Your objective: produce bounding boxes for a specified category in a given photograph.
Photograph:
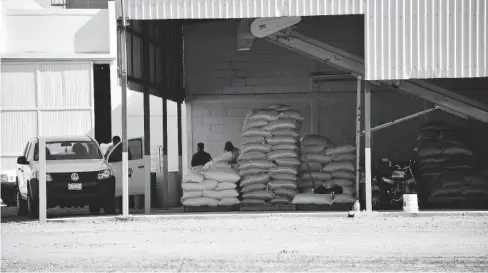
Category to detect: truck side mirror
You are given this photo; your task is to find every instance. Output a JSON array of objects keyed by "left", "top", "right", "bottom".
[{"left": 17, "top": 156, "right": 28, "bottom": 165}]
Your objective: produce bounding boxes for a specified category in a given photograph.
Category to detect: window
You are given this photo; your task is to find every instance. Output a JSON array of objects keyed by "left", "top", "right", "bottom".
[
  {"left": 34, "top": 141, "right": 102, "bottom": 161},
  {"left": 128, "top": 139, "right": 143, "bottom": 160}
]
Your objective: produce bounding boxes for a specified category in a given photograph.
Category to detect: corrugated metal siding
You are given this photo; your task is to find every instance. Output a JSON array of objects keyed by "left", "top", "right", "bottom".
[
  {"left": 0, "top": 62, "right": 94, "bottom": 172},
  {"left": 366, "top": 0, "right": 488, "bottom": 80},
  {"left": 120, "top": 0, "right": 364, "bottom": 20},
  {"left": 38, "top": 63, "right": 93, "bottom": 108}
]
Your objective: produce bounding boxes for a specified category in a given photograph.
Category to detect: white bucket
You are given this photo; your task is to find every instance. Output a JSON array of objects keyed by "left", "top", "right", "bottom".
[{"left": 403, "top": 194, "right": 419, "bottom": 213}]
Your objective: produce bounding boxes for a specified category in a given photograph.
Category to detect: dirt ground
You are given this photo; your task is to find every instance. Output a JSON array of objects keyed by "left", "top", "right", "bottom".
[{"left": 2, "top": 213, "right": 488, "bottom": 272}]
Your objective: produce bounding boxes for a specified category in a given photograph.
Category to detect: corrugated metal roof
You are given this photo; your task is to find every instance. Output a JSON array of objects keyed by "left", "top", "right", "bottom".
[
  {"left": 118, "top": 0, "right": 365, "bottom": 20},
  {"left": 365, "top": 0, "right": 488, "bottom": 81}
]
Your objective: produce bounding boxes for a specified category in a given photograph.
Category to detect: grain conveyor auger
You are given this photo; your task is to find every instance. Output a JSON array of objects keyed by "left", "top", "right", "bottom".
[{"left": 237, "top": 17, "right": 488, "bottom": 124}]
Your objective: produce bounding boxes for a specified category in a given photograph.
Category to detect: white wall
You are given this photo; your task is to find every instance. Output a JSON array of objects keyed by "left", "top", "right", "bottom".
[{"left": 4, "top": 9, "right": 110, "bottom": 55}]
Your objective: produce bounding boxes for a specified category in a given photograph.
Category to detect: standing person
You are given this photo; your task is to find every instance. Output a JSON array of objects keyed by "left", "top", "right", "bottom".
[
  {"left": 224, "top": 141, "right": 240, "bottom": 164},
  {"left": 191, "top": 143, "right": 212, "bottom": 167},
  {"left": 105, "top": 136, "right": 121, "bottom": 158}
]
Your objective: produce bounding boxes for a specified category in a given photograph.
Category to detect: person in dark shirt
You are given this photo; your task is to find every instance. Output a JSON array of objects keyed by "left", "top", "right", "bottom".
[{"left": 191, "top": 143, "right": 212, "bottom": 167}]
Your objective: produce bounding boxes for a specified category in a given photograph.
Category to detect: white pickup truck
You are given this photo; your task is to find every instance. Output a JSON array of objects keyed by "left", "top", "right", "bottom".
[{"left": 16, "top": 136, "right": 146, "bottom": 218}]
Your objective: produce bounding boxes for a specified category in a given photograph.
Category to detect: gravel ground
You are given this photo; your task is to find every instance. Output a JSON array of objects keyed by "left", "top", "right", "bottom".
[{"left": 2, "top": 214, "right": 488, "bottom": 272}]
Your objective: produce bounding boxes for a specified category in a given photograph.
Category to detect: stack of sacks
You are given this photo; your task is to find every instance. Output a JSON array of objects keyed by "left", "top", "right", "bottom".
[
  {"left": 415, "top": 121, "right": 488, "bottom": 205},
  {"left": 296, "top": 134, "right": 357, "bottom": 205},
  {"left": 181, "top": 164, "right": 241, "bottom": 207},
  {"left": 238, "top": 104, "right": 303, "bottom": 205}
]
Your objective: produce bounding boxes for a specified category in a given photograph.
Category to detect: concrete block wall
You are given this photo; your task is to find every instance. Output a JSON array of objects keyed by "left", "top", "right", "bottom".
[{"left": 184, "top": 16, "right": 488, "bottom": 165}]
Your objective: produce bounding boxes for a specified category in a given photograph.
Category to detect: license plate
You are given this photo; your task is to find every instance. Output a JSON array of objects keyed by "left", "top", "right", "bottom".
[{"left": 68, "top": 183, "right": 82, "bottom": 191}]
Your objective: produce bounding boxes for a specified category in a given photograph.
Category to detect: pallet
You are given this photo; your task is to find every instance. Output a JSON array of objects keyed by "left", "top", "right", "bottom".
[
  {"left": 295, "top": 203, "right": 353, "bottom": 211},
  {"left": 240, "top": 204, "right": 296, "bottom": 212},
  {"left": 183, "top": 205, "right": 240, "bottom": 213}
]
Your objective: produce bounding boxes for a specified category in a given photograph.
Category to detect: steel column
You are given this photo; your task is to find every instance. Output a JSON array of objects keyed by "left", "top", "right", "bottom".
[
  {"left": 162, "top": 97, "right": 168, "bottom": 208},
  {"left": 355, "top": 76, "right": 362, "bottom": 201},
  {"left": 39, "top": 138, "right": 47, "bottom": 223},
  {"left": 364, "top": 83, "right": 372, "bottom": 212},
  {"left": 142, "top": 21, "right": 151, "bottom": 214}
]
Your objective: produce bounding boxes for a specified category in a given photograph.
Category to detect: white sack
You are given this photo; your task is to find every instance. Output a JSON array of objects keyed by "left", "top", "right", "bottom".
[
  {"left": 298, "top": 180, "right": 325, "bottom": 188},
  {"left": 268, "top": 180, "right": 297, "bottom": 190},
  {"left": 182, "top": 169, "right": 204, "bottom": 183},
  {"left": 263, "top": 119, "right": 298, "bottom": 131},
  {"left": 268, "top": 150, "right": 299, "bottom": 160},
  {"left": 331, "top": 154, "right": 356, "bottom": 162},
  {"left": 247, "top": 109, "right": 280, "bottom": 121},
  {"left": 301, "top": 145, "right": 327, "bottom": 154},
  {"left": 269, "top": 197, "right": 292, "bottom": 205},
  {"left": 301, "top": 135, "right": 330, "bottom": 146},
  {"left": 239, "top": 160, "right": 275, "bottom": 170},
  {"left": 333, "top": 194, "right": 356, "bottom": 204},
  {"left": 322, "top": 162, "right": 355, "bottom": 173},
  {"left": 215, "top": 182, "right": 237, "bottom": 191},
  {"left": 211, "top": 162, "right": 232, "bottom": 170},
  {"left": 272, "top": 144, "right": 299, "bottom": 151},
  {"left": 241, "top": 144, "right": 272, "bottom": 154},
  {"left": 272, "top": 129, "right": 300, "bottom": 138},
  {"left": 273, "top": 188, "right": 298, "bottom": 199},
  {"left": 242, "top": 120, "right": 268, "bottom": 131},
  {"left": 181, "top": 180, "right": 219, "bottom": 191},
  {"left": 443, "top": 146, "right": 473, "bottom": 156},
  {"left": 325, "top": 145, "right": 356, "bottom": 156},
  {"left": 271, "top": 173, "right": 299, "bottom": 181},
  {"left": 242, "top": 191, "right": 275, "bottom": 201},
  {"left": 266, "top": 136, "right": 297, "bottom": 145},
  {"left": 242, "top": 128, "right": 272, "bottom": 137},
  {"left": 238, "top": 151, "right": 267, "bottom": 161},
  {"left": 241, "top": 199, "right": 266, "bottom": 205},
  {"left": 301, "top": 154, "right": 332, "bottom": 164},
  {"left": 212, "top": 152, "right": 233, "bottom": 164},
  {"left": 182, "top": 197, "right": 219, "bottom": 207},
  {"left": 181, "top": 191, "right": 203, "bottom": 201},
  {"left": 241, "top": 136, "right": 265, "bottom": 145},
  {"left": 279, "top": 109, "right": 304, "bottom": 121},
  {"left": 342, "top": 186, "right": 356, "bottom": 195},
  {"left": 292, "top": 194, "right": 333, "bottom": 205},
  {"left": 332, "top": 171, "right": 356, "bottom": 180},
  {"left": 239, "top": 168, "right": 267, "bottom": 177},
  {"left": 240, "top": 173, "right": 271, "bottom": 187},
  {"left": 324, "top": 179, "right": 354, "bottom": 187},
  {"left": 269, "top": 166, "right": 298, "bottom": 176},
  {"left": 269, "top": 104, "right": 292, "bottom": 111},
  {"left": 302, "top": 172, "right": 332, "bottom": 181},
  {"left": 218, "top": 197, "right": 240, "bottom": 206},
  {"left": 241, "top": 183, "right": 267, "bottom": 193},
  {"left": 203, "top": 170, "right": 241, "bottom": 183},
  {"left": 203, "top": 189, "right": 239, "bottom": 200},
  {"left": 300, "top": 162, "right": 323, "bottom": 172},
  {"left": 274, "top": 158, "right": 301, "bottom": 167}
]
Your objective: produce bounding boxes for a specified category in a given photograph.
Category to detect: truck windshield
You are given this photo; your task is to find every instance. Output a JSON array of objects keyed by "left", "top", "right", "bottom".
[{"left": 34, "top": 141, "right": 103, "bottom": 160}]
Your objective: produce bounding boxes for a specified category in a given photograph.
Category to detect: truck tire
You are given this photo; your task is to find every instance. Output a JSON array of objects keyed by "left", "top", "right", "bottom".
[
  {"left": 27, "top": 189, "right": 39, "bottom": 219},
  {"left": 16, "top": 189, "right": 28, "bottom": 217},
  {"left": 104, "top": 195, "right": 116, "bottom": 215},
  {"left": 89, "top": 204, "right": 101, "bottom": 215}
]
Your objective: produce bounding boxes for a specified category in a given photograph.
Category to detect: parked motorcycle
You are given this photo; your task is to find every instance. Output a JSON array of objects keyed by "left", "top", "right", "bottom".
[{"left": 373, "top": 158, "right": 418, "bottom": 210}]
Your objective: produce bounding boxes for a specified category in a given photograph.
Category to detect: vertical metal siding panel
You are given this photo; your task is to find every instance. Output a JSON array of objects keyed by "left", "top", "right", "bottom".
[
  {"left": 123, "top": 0, "right": 364, "bottom": 19},
  {"left": 39, "top": 110, "right": 92, "bottom": 137},
  {"left": 367, "top": 0, "right": 488, "bottom": 80},
  {"left": 0, "top": 111, "right": 37, "bottom": 169},
  {"left": 0, "top": 64, "right": 37, "bottom": 108}
]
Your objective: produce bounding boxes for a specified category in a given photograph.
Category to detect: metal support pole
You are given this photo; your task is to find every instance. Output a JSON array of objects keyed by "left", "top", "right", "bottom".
[
  {"left": 117, "top": 13, "right": 129, "bottom": 217},
  {"left": 364, "top": 83, "right": 372, "bottom": 212},
  {"left": 142, "top": 21, "right": 151, "bottom": 214},
  {"left": 162, "top": 97, "right": 168, "bottom": 208},
  {"left": 38, "top": 138, "right": 47, "bottom": 223},
  {"left": 355, "top": 76, "right": 362, "bottom": 200},
  {"left": 177, "top": 102, "right": 183, "bottom": 181}
]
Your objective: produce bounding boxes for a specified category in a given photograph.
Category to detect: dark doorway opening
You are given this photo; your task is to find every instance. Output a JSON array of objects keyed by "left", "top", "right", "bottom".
[{"left": 93, "top": 64, "right": 112, "bottom": 144}]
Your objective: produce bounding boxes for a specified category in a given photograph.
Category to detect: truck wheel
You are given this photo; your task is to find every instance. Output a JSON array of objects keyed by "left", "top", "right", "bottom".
[
  {"left": 27, "top": 189, "right": 39, "bottom": 219},
  {"left": 16, "top": 189, "right": 28, "bottom": 216},
  {"left": 104, "top": 196, "right": 116, "bottom": 215},
  {"left": 89, "top": 204, "right": 101, "bottom": 215}
]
